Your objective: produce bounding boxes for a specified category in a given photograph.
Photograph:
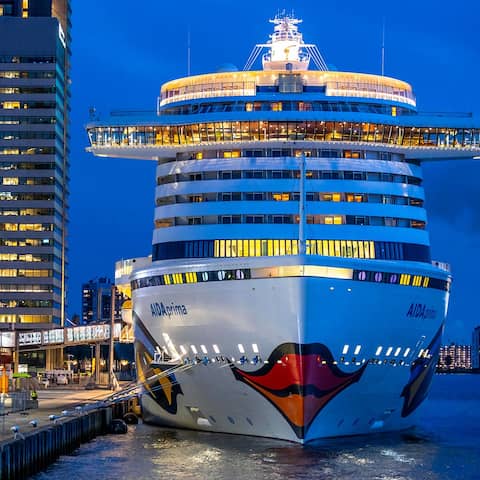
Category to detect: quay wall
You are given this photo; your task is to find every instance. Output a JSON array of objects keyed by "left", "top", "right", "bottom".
[{"left": 0, "top": 399, "right": 133, "bottom": 480}]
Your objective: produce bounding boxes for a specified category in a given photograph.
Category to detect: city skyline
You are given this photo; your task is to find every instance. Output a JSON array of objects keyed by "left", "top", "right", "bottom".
[{"left": 69, "top": 0, "right": 480, "bottom": 342}]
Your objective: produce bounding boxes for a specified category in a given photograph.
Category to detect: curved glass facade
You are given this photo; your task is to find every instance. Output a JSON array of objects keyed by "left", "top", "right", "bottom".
[
  {"left": 152, "top": 239, "right": 431, "bottom": 263},
  {"left": 88, "top": 120, "right": 480, "bottom": 149}
]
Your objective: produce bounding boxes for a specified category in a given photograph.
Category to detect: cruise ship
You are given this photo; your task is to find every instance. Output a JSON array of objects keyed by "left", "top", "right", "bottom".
[{"left": 87, "top": 14, "right": 480, "bottom": 443}]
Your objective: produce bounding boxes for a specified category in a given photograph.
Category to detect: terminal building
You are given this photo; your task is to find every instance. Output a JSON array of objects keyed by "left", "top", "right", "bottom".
[{"left": 114, "top": 256, "right": 151, "bottom": 342}]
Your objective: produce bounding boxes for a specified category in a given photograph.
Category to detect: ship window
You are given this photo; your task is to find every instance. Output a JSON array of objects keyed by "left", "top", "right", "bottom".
[
  {"left": 223, "top": 150, "right": 240, "bottom": 158},
  {"left": 238, "top": 344, "right": 245, "bottom": 354},
  {"left": 245, "top": 170, "right": 264, "bottom": 179},
  {"left": 354, "top": 345, "right": 361, "bottom": 355},
  {"left": 343, "top": 150, "right": 361, "bottom": 159},
  {"left": 385, "top": 347, "right": 393, "bottom": 356},
  {"left": 324, "top": 216, "right": 343, "bottom": 225},
  {"left": 321, "top": 193, "right": 342, "bottom": 202},
  {"left": 246, "top": 215, "right": 264, "bottom": 224},
  {"left": 394, "top": 347, "right": 402, "bottom": 357},
  {"left": 272, "top": 193, "right": 290, "bottom": 201},
  {"left": 342, "top": 345, "right": 349, "bottom": 355},
  {"left": 375, "top": 346, "right": 383, "bottom": 356},
  {"left": 213, "top": 344, "right": 220, "bottom": 354},
  {"left": 403, "top": 347, "right": 411, "bottom": 357},
  {"left": 246, "top": 192, "right": 264, "bottom": 201},
  {"left": 190, "top": 345, "right": 198, "bottom": 355},
  {"left": 409, "top": 197, "right": 423, "bottom": 207},
  {"left": 200, "top": 345, "right": 208, "bottom": 354},
  {"left": 411, "top": 220, "right": 426, "bottom": 229}
]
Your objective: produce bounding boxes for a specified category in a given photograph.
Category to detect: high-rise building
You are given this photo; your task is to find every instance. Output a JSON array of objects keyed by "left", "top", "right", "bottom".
[
  {"left": 438, "top": 344, "right": 472, "bottom": 372},
  {"left": 0, "top": 0, "right": 70, "bottom": 326},
  {"left": 81, "top": 278, "right": 124, "bottom": 325},
  {"left": 472, "top": 326, "right": 480, "bottom": 370}
]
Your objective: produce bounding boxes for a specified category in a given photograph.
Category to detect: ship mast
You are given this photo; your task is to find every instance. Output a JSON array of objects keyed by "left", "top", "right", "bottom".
[{"left": 244, "top": 11, "right": 328, "bottom": 71}]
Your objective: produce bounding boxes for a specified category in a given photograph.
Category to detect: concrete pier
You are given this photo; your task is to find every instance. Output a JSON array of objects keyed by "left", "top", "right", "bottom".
[{"left": 0, "top": 388, "right": 136, "bottom": 479}]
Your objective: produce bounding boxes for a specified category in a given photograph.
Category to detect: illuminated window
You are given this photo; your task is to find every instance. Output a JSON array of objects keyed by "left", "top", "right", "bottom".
[
  {"left": 375, "top": 346, "right": 383, "bottom": 356},
  {"left": 343, "top": 150, "right": 361, "bottom": 159},
  {"left": 22, "top": 0, "right": 29, "bottom": 17},
  {"left": 1, "top": 102, "right": 20, "bottom": 109},
  {"left": 272, "top": 193, "right": 290, "bottom": 201},
  {"left": 342, "top": 345, "right": 349, "bottom": 355},
  {"left": 271, "top": 102, "right": 282, "bottom": 112},
  {"left": 321, "top": 193, "right": 342, "bottom": 202},
  {"left": 2, "top": 177, "right": 18, "bottom": 186},
  {"left": 0, "top": 269, "right": 17, "bottom": 277},
  {"left": 324, "top": 216, "right": 343, "bottom": 225},
  {"left": 385, "top": 347, "right": 393, "bottom": 356}
]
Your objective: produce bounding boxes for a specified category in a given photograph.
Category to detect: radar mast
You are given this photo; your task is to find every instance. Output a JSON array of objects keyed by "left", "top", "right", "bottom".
[{"left": 244, "top": 11, "right": 328, "bottom": 71}]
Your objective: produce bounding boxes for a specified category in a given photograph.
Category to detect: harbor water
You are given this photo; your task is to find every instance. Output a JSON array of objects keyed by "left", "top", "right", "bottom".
[{"left": 32, "top": 375, "right": 480, "bottom": 480}]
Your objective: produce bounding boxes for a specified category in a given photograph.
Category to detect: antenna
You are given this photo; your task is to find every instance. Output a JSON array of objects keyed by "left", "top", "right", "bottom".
[
  {"left": 187, "top": 28, "right": 191, "bottom": 76},
  {"left": 381, "top": 17, "right": 385, "bottom": 76}
]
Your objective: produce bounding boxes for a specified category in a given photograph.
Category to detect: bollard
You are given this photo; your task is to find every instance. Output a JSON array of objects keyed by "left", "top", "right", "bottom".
[{"left": 0, "top": 397, "right": 141, "bottom": 479}]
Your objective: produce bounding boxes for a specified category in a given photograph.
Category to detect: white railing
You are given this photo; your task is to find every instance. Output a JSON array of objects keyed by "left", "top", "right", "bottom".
[{"left": 432, "top": 260, "right": 451, "bottom": 272}]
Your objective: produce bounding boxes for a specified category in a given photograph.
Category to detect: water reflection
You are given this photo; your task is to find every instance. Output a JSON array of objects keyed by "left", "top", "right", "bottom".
[{"left": 33, "top": 376, "right": 480, "bottom": 480}]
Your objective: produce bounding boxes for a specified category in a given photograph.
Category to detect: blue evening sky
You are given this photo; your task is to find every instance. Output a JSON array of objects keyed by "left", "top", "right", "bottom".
[{"left": 69, "top": 0, "right": 480, "bottom": 342}]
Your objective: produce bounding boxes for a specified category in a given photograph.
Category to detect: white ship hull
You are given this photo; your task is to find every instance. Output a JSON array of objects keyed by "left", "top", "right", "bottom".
[{"left": 132, "top": 256, "right": 448, "bottom": 443}]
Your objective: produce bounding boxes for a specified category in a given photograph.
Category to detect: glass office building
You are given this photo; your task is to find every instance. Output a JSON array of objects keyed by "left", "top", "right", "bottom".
[{"left": 0, "top": 0, "right": 70, "bottom": 326}]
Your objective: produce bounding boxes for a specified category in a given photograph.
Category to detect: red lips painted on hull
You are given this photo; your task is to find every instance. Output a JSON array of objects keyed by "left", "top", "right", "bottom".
[{"left": 231, "top": 343, "right": 367, "bottom": 439}]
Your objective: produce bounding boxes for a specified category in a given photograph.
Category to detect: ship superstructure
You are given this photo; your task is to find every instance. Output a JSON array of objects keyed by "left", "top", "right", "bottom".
[{"left": 87, "top": 14, "right": 479, "bottom": 443}]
